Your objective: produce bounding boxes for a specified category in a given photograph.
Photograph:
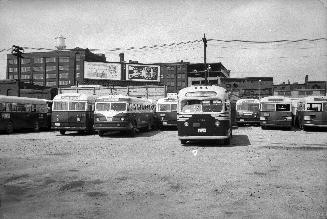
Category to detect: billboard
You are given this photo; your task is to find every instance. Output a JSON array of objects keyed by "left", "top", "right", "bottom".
[
  {"left": 84, "top": 62, "right": 121, "bottom": 80},
  {"left": 126, "top": 64, "right": 160, "bottom": 82}
]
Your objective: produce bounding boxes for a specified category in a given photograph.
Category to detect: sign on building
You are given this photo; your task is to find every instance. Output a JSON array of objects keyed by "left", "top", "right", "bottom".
[
  {"left": 84, "top": 62, "right": 121, "bottom": 80},
  {"left": 126, "top": 64, "right": 160, "bottom": 82}
]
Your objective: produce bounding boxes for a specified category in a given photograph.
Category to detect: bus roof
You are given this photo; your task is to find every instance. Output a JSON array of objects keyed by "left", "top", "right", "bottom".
[
  {"left": 157, "top": 97, "right": 178, "bottom": 104},
  {"left": 260, "top": 96, "right": 292, "bottom": 103},
  {"left": 0, "top": 95, "right": 48, "bottom": 105},
  {"left": 96, "top": 95, "right": 153, "bottom": 105},
  {"left": 302, "top": 96, "right": 327, "bottom": 103},
  {"left": 236, "top": 98, "right": 260, "bottom": 104},
  {"left": 53, "top": 93, "right": 98, "bottom": 102},
  {"left": 178, "top": 85, "right": 227, "bottom": 100}
]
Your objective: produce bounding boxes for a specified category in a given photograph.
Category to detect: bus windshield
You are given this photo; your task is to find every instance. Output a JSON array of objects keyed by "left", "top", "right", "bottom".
[
  {"left": 96, "top": 103, "right": 110, "bottom": 111},
  {"left": 261, "top": 103, "right": 275, "bottom": 111},
  {"left": 306, "top": 103, "right": 322, "bottom": 111},
  {"left": 159, "top": 104, "right": 171, "bottom": 112},
  {"left": 111, "top": 103, "right": 126, "bottom": 111},
  {"left": 53, "top": 101, "right": 68, "bottom": 111},
  {"left": 69, "top": 102, "right": 86, "bottom": 111},
  {"left": 181, "top": 99, "right": 223, "bottom": 113},
  {"left": 237, "top": 103, "right": 259, "bottom": 112}
]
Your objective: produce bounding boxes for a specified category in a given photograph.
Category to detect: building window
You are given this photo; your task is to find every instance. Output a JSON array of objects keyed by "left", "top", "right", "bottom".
[
  {"left": 177, "top": 74, "right": 182, "bottom": 78},
  {"left": 76, "top": 55, "right": 81, "bottom": 62},
  {"left": 9, "top": 68, "right": 17, "bottom": 72},
  {"left": 46, "top": 81, "right": 57, "bottom": 87},
  {"left": 21, "top": 67, "right": 31, "bottom": 72},
  {"left": 34, "top": 58, "right": 43, "bottom": 63},
  {"left": 8, "top": 74, "right": 14, "bottom": 79},
  {"left": 46, "top": 73, "right": 57, "bottom": 79},
  {"left": 76, "top": 64, "right": 80, "bottom": 71},
  {"left": 59, "top": 80, "right": 70, "bottom": 85},
  {"left": 9, "top": 59, "right": 17, "bottom": 64},
  {"left": 76, "top": 73, "right": 81, "bottom": 78},
  {"left": 33, "top": 66, "right": 44, "bottom": 72},
  {"left": 320, "top": 90, "right": 325, "bottom": 95},
  {"left": 33, "top": 74, "right": 44, "bottom": 80},
  {"left": 46, "top": 57, "right": 56, "bottom": 63},
  {"left": 306, "top": 91, "right": 313, "bottom": 95},
  {"left": 59, "top": 65, "right": 69, "bottom": 71},
  {"left": 21, "top": 74, "right": 31, "bottom": 79},
  {"left": 21, "top": 58, "right": 31, "bottom": 64},
  {"left": 46, "top": 66, "right": 56, "bottom": 72},
  {"left": 34, "top": 82, "right": 44, "bottom": 86},
  {"left": 181, "top": 74, "right": 186, "bottom": 79},
  {"left": 59, "top": 73, "right": 69, "bottom": 79},
  {"left": 181, "top": 82, "right": 186, "bottom": 87},
  {"left": 59, "top": 57, "right": 70, "bottom": 63},
  {"left": 177, "top": 81, "right": 182, "bottom": 86}
]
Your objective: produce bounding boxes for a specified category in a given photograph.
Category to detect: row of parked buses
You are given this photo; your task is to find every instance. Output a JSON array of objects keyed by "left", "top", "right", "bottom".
[{"left": 235, "top": 95, "right": 327, "bottom": 130}]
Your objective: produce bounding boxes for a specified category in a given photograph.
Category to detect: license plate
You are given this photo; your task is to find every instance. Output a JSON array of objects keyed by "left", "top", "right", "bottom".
[
  {"left": 198, "top": 128, "right": 206, "bottom": 133},
  {"left": 55, "top": 123, "right": 60, "bottom": 126},
  {"left": 163, "top": 122, "right": 167, "bottom": 125},
  {"left": 240, "top": 119, "right": 244, "bottom": 122}
]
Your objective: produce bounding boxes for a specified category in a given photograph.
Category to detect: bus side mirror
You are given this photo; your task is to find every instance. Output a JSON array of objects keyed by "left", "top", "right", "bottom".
[{"left": 225, "top": 102, "right": 230, "bottom": 111}]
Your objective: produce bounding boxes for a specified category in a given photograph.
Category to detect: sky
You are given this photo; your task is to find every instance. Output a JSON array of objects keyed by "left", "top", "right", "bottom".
[{"left": 0, "top": 0, "right": 326, "bottom": 84}]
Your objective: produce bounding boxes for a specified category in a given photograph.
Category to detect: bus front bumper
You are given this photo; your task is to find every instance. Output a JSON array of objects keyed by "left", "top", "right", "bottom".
[
  {"left": 52, "top": 126, "right": 87, "bottom": 131},
  {"left": 94, "top": 123, "right": 132, "bottom": 131},
  {"left": 179, "top": 135, "right": 229, "bottom": 140}
]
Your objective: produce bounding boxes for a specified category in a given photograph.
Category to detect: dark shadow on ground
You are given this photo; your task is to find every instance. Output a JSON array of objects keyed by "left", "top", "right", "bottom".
[
  {"left": 181, "top": 134, "right": 251, "bottom": 147},
  {"left": 158, "top": 126, "right": 178, "bottom": 131},
  {"left": 303, "top": 127, "right": 327, "bottom": 132},
  {"left": 54, "top": 131, "right": 96, "bottom": 136},
  {"left": 97, "top": 130, "right": 162, "bottom": 138}
]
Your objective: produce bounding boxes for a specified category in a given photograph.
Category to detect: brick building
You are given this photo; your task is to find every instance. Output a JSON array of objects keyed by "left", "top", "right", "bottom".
[
  {"left": 221, "top": 77, "right": 274, "bottom": 100},
  {"left": 273, "top": 75, "right": 326, "bottom": 97},
  {"left": 7, "top": 48, "right": 106, "bottom": 88}
]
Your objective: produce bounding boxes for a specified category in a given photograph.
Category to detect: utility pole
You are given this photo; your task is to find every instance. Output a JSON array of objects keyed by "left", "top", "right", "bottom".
[
  {"left": 11, "top": 45, "right": 24, "bottom": 97},
  {"left": 202, "top": 34, "right": 207, "bottom": 85}
]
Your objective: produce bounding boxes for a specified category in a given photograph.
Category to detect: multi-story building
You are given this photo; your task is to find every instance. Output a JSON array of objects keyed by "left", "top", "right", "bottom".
[
  {"left": 221, "top": 77, "right": 274, "bottom": 100},
  {"left": 7, "top": 48, "right": 106, "bottom": 88},
  {"left": 187, "top": 62, "right": 230, "bottom": 86},
  {"left": 273, "top": 75, "right": 326, "bottom": 97}
]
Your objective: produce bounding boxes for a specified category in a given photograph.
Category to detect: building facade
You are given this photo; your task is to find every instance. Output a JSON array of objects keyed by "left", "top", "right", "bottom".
[
  {"left": 273, "top": 75, "right": 326, "bottom": 97},
  {"left": 7, "top": 48, "right": 106, "bottom": 88},
  {"left": 221, "top": 77, "right": 274, "bottom": 100}
]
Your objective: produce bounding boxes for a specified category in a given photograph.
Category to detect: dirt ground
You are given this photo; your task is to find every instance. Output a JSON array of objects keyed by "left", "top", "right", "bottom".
[{"left": 0, "top": 126, "right": 326, "bottom": 218}]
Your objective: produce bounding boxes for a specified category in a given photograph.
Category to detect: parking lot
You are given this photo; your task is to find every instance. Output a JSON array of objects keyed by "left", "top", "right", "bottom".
[{"left": 0, "top": 126, "right": 326, "bottom": 218}]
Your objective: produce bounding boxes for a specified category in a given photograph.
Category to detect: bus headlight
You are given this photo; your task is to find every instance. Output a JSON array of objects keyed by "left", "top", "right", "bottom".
[
  {"left": 260, "top": 117, "right": 266, "bottom": 121},
  {"left": 120, "top": 117, "right": 125, "bottom": 121},
  {"left": 215, "top": 121, "right": 220, "bottom": 127},
  {"left": 304, "top": 116, "right": 311, "bottom": 121},
  {"left": 77, "top": 117, "right": 81, "bottom": 122},
  {"left": 284, "top": 116, "right": 292, "bottom": 120},
  {"left": 184, "top": 122, "right": 189, "bottom": 127}
]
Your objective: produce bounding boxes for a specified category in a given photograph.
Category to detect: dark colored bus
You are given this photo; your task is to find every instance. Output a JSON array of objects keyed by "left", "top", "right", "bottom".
[
  {"left": 235, "top": 98, "right": 260, "bottom": 126},
  {"left": 259, "top": 96, "right": 293, "bottom": 129},
  {"left": 177, "top": 85, "right": 232, "bottom": 145},
  {"left": 51, "top": 93, "right": 98, "bottom": 135},
  {"left": 297, "top": 96, "right": 327, "bottom": 130},
  {"left": 94, "top": 95, "right": 156, "bottom": 137},
  {"left": 0, "top": 95, "right": 50, "bottom": 134}
]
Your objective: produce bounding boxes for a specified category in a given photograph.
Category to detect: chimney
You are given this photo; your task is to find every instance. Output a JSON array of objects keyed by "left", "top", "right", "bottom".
[
  {"left": 119, "top": 53, "right": 124, "bottom": 62},
  {"left": 305, "top": 75, "right": 308, "bottom": 84}
]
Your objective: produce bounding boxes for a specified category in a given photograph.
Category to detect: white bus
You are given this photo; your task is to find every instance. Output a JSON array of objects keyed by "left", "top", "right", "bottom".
[{"left": 156, "top": 93, "right": 178, "bottom": 128}]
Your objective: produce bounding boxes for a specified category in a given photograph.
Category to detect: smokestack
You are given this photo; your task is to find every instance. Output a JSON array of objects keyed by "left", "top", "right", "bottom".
[
  {"left": 305, "top": 75, "right": 308, "bottom": 84},
  {"left": 119, "top": 53, "right": 124, "bottom": 62}
]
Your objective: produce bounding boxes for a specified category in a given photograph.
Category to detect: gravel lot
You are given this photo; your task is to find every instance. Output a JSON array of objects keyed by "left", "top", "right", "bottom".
[{"left": 0, "top": 127, "right": 326, "bottom": 218}]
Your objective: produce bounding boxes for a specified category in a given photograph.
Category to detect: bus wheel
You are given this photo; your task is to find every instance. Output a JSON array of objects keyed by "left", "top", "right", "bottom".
[
  {"left": 180, "top": 139, "right": 187, "bottom": 145},
  {"left": 98, "top": 131, "right": 104, "bottom": 137},
  {"left": 224, "top": 137, "right": 231, "bottom": 145},
  {"left": 59, "top": 130, "right": 66, "bottom": 135},
  {"left": 33, "top": 121, "right": 39, "bottom": 132},
  {"left": 6, "top": 121, "right": 14, "bottom": 134}
]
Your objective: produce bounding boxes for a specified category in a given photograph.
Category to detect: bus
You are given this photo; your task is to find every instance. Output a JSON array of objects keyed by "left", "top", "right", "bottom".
[
  {"left": 0, "top": 95, "right": 50, "bottom": 134},
  {"left": 155, "top": 93, "right": 178, "bottom": 128},
  {"left": 93, "top": 95, "right": 156, "bottom": 137},
  {"left": 51, "top": 93, "right": 98, "bottom": 135},
  {"left": 297, "top": 96, "right": 327, "bottom": 130},
  {"left": 235, "top": 98, "right": 260, "bottom": 126},
  {"left": 177, "top": 85, "right": 232, "bottom": 145},
  {"left": 259, "top": 96, "right": 293, "bottom": 129}
]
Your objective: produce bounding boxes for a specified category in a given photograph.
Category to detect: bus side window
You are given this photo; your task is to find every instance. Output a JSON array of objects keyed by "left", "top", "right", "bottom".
[{"left": 0, "top": 103, "right": 4, "bottom": 112}]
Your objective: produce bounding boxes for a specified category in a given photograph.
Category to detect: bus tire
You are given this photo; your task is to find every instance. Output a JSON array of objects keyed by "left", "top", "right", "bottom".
[
  {"left": 98, "top": 131, "right": 104, "bottom": 137},
  {"left": 33, "top": 121, "right": 39, "bottom": 132},
  {"left": 59, "top": 130, "right": 66, "bottom": 135},
  {"left": 180, "top": 139, "right": 187, "bottom": 145},
  {"left": 6, "top": 121, "right": 14, "bottom": 134}
]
